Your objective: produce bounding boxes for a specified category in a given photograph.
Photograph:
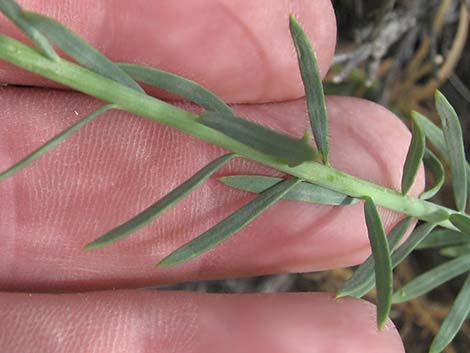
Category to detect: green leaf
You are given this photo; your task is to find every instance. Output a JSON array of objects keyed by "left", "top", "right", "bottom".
[
  {"left": 289, "top": 15, "right": 329, "bottom": 165},
  {"left": 157, "top": 178, "right": 300, "bottom": 268},
  {"left": 0, "top": 104, "right": 114, "bottom": 181},
  {"left": 392, "top": 255, "right": 470, "bottom": 303},
  {"left": 402, "top": 117, "right": 425, "bottom": 194},
  {"left": 363, "top": 197, "right": 393, "bottom": 329},
  {"left": 340, "top": 223, "right": 436, "bottom": 298},
  {"left": 22, "top": 12, "right": 144, "bottom": 93},
  {"left": 391, "top": 222, "right": 437, "bottom": 265},
  {"left": 84, "top": 154, "right": 235, "bottom": 249},
  {"left": 435, "top": 91, "right": 467, "bottom": 211},
  {"left": 449, "top": 213, "right": 470, "bottom": 236},
  {"left": 119, "top": 63, "right": 233, "bottom": 115},
  {"left": 420, "top": 149, "right": 445, "bottom": 200},
  {"left": 430, "top": 274, "right": 470, "bottom": 353},
  {"left": 200, "top": 112, "right": 320, "bottom": 167},
  {"left": 0, "top": 0, "right": 58, "bottom": 60},
  {"left": 337, "top": 217, "right": 412, "bottom": 298},
  {"left": 414, "top": 110, "right": 470, "bottom": 200},
  {"left": 416, "top": 229, "right": 469, "bottom": 250},
  {"left": 219, "top": 175, "right": 357, "bottom": 205},
  {"left": 413, "top": 111, "right": 447, "bottom": 153},
  {"left": 440, "top": 243, "right": 470, "bottom": 258}
]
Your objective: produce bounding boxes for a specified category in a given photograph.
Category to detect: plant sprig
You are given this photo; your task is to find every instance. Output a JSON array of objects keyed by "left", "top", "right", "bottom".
[{"left": 0, "top": 1, "right": 469, "bottom": 350}]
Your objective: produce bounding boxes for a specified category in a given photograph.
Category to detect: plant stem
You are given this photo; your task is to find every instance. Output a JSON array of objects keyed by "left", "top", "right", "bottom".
[{"left": 0, "top": 35, "right": 456, "bottom": 228}]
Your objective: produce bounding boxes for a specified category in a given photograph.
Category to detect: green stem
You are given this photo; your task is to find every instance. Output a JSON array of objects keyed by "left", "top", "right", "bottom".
[{"left": 0, "top": 35, "right": 456, "bottom": 229}]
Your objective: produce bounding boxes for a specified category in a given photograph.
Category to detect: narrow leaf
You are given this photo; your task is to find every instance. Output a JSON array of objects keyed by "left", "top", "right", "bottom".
[
  {"left": 391, "top": 222, "right": 437, "bottom": 265},
  {"left": 85, "top": 154, "right": 236, "bottom": 249},
  {"left": 289, "top": 15, "right": 329, "bottom": 164},
  {"left": 119, "top": 63, "right": 233, "bottom": 115},
  {"left": 449, "top": 213, "right": 470, "bottom": 236},
  {"left": 392, "top": 255, "right": 470, "bottom": 303},
  {"left": 414, "top": 110, "right": 470, "bottom": 199},
  {"left": 337, "top": 217, "right": 412, "bottom": 298},
  {"left": 413, "top": 111, "right": 447, "bottom": 153},
  {"left": 440, "top": 243, "right": 470, "bottom": 258},
  {"left": 0, "top": 104, "right": 114, "bottom": 181},
  {"left": 401, "top": 118, "right": 425, "bottom": 194},
  {"left": 420, "top": 149, "right": 445, "bottom": 200},
  {"left": 363, "top": 197, "right": 393, "bottom": 329},
  {"left": 0, "top": 0, "right": 58, "bottom": 60},
  {"left": 435, "top": 91, "right": 467, "bottom": 211},
  {"left": 416, "top": 229, "right": 469, "bottom": 250},
  {"left": 22, "top": 12, "right": 144, "bottom": 93},
  {"left": 430, "top": 274, "right": 470, "bottom": 353},
  {"left": 200, "top": 112, "right": 320, "bottom": 167},
  {"left": 341, "top": 222, "right": 436, "bottom": 299},
  {"left": 157, "top": 178, "right": 300, "bottom": 268},
  {"left": 219, "top": 175, "right": 357, "bottom": 205}
]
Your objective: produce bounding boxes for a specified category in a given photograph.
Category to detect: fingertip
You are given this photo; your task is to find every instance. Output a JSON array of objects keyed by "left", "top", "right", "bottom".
[
  {"left": 0, "top": 291, "right": 405, "bottom": 353},
  {"left": 0, "top": 0, "right": 337, "bottom": 103}
]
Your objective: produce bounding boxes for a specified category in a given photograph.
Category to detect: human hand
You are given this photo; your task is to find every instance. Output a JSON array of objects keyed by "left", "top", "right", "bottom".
[{"left": 0, "top": 1, "right": 423, "bottom": 352}]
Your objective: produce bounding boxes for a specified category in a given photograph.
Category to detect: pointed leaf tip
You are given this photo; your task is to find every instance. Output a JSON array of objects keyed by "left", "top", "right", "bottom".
[
  {"left": 401, "top": 117, "right": 425, "bottom": 195},
  {"left": 22, "top": 11, "right": 144, "bottom": 93},
  {"left": 289, "top": 14, "right": 329, "bottom": 165},
  {"left": 156, "top": 178, "right": 300, "bottom": 268},
  {"left": 200, "top": 112, "right": 319, "bottom": 167},
  {"left": 435, "top": 90, "right": 467, "bottom": 211},
  {"left": 85, "top": 154, "right": 235, "bottom": 250},
  {"left": 363, "top": 197, "right": 393, "bottom": 329},
  {"left": 0, "top": 105, "right": 115, "bottom": 181},
  {"left": 0, "top": 0, "right": 58, "bottom": 60},
  {"left": 449, "top": 213, "right": 470, "bottom": 236}
]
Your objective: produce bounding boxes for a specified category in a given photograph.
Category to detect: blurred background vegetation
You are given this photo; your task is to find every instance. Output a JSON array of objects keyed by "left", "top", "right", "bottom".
[{"left": 156, "top": 1, "right": 470, "bottom": 352}]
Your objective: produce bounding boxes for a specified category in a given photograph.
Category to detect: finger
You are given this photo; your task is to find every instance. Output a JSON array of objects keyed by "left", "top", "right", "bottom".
[
  {"left": 0, "top": 0, "right": 336, "bottom": 103},
  {"left": 0, "top": 88, "right": 424, "bottom": 291},
  {"left": 0, "top": 290, "right": 405, "bottom": 353}
]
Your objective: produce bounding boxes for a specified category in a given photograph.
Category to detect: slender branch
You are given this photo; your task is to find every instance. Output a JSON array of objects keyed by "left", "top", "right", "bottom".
[{"left": 0, "top": 34, "right": 457, "bottom": 229}]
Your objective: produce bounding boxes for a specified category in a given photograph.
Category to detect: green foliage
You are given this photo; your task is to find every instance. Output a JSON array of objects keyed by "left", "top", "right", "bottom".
[
  {"left": 0, "top": 105, "right": 115, "bottom": 181},
  {"left": 0, "top": 0, "right": 58, "bottom": 60},
  {"left": 119, "top": 63, "right": 233, "bottom": 115},
  {"left": 429, "top": 275, "right": 470, "bottom": 353},
  {"left": 435, "top": 91, "right": 467, "bottom": 211},
  {"left": 289, "top": 15, "right": 330, "bottom": 165},
  {"left": 23, "top": 11, "right": 144, "bottom": 92},
  {"left": 420, "top": 148, "right": 445, "bottom": 200},
  {"left": 85, "top": 154, "right": 236, "bottom": 250},
  {"left": 449, "top": 213, "right": 470, "bottom": 236},
  {"left": 0, "top": 2, "right": 469, "bottom": 349},
  {"left": 200, "top": 111, "right": 320, "bottom": 167},
  {"left": 392, "top": 255, "right": 470, "bottom": 303},
  {"left": 157, "top": 178, "right": 300, "bottom": 268},
  {"left": 336, "top": 217, "right": 412, "bottom": 298},
  {"left": 401, "top": 117, "right": 425, "bottom": 195},
  {"left": 363, "top": 197, "right": 393, "bottom": 329},
  {"left": 416, "top": 229, "right": 469, "bottom": 250},
  {"left": 414, "top": 106, "right": 470, "bottom": 204},
  {"left": 220, "top": 175, "right": 357, "bottom": 205}
]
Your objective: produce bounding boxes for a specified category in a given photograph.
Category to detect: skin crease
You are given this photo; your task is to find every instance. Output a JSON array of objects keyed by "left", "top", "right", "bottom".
[
  {"left": 0, "top": 0, "right": 336, "bottom": 103},
  {"left": 0, "top": 1, "right": 415, "bottom": 352},
  {"left": 0, "top": 291, "right": 405, "bottom": 353},
  {"left": 0, "top": 91, "right": 424, "bottom": 291}
]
